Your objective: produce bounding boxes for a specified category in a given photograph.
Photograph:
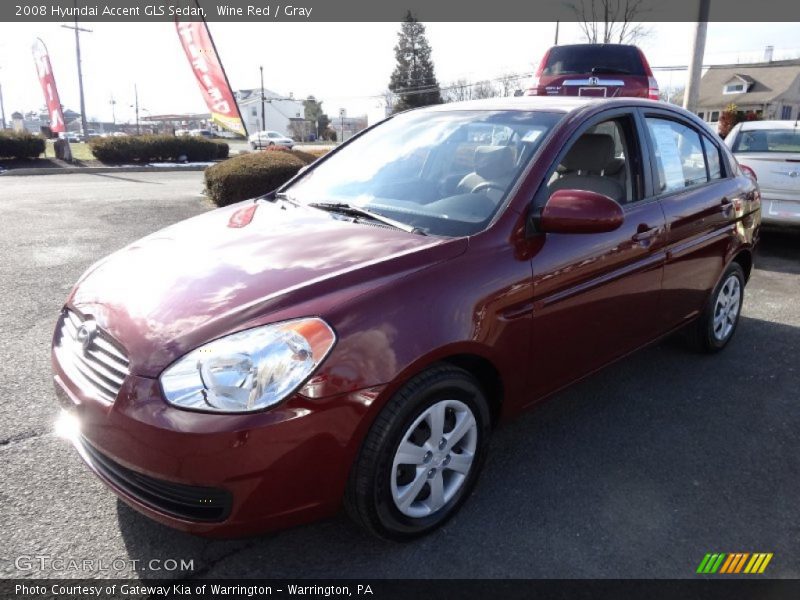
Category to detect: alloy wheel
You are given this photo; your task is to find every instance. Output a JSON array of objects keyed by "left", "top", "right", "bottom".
[
  {"left": 713, "top": 274, "right": 741, "bottom": 341},
  {"left": 390, "top": 399, "right": 477, "bottom": 518}
]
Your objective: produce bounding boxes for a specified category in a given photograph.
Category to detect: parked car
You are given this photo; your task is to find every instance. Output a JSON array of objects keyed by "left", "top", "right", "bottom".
[
  {"left": 725, "top": 120, "right": 800, "bottom": 226},
  {"left": 249, "top": 130, "right": 294, "bottom": 150},
  {"left": 52, "top": 96, "right": 759, "bottom": 540},
  {"left": 58, "top": 131, "right": 82, "bottom": 143},
  {"left": 189, "top": 129, "right": 215, "bottom": 139},
  {"left": 526, "top": 43, "right": 659, "bottom": 100},
  {"left": 85, "top": 129, "right": 101, "bottom": 140}
]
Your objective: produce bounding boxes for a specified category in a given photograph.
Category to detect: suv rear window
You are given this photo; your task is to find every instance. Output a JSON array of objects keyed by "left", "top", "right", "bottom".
[{"left": 543, "top": 45, "right": 646, "bottom": 77}]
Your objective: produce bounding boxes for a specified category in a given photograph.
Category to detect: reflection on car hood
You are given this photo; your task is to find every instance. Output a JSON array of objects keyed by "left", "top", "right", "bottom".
[{"left": 69, "top": 200, "right": 465, "bottom": 376}]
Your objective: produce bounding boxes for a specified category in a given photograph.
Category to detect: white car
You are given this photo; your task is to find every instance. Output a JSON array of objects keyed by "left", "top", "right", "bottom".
[
  {"left": 248, "top": 130, "right": 294, "bottom": 150},
  {"left": 726, "top": 120, "right": 800, "bottom": 226}
]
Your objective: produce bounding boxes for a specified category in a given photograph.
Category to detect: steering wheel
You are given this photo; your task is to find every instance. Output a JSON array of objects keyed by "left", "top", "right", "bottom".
[{"left": 471, "top": 181, "right": 506, "bottom": 194}]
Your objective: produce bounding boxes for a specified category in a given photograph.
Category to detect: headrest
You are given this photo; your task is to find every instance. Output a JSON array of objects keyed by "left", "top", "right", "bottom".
[
  {"left": 561, "top": 133, "right": 616, "bottom": 173},
  {"left": 474, "top": 146, "right": 515, "bottom": 180}
]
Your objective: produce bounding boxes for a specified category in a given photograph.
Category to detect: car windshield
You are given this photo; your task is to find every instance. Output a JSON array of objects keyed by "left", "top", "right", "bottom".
[
  {"left": 732, "top": 128, "right": 800, "bottom": 153},
  {"left": 543, "top": 45, "right": 646, "bottom": 76},
  {"left": 286, "top": 109, "right": 561, "bottom": 236}
]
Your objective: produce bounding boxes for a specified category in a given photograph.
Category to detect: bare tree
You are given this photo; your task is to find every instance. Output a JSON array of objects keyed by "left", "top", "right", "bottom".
[
  {"left": 443, "top": 79, "right": 473, "bottom": 103},
  {"left": 570, "top": 0, "right": 652, "bottom": 44},
  {"left": 497, "top": 73, "right": 523, "bottom": 97},
  {"left": 472, "top": 80, "right": 500, "bottom": 99}
]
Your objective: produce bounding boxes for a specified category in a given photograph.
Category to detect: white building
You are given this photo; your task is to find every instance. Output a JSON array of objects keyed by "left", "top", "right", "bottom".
[{"left": 236, "top": 89, "right": 304, "bottom": 137}]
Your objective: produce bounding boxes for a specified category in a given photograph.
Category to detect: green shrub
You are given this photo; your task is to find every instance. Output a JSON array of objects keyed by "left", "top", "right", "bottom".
[
  {"left": 0, "top": 131, "right": 46, "bottom": 159},
  {"left": 205, "top": 151, "right": 306, "bottom": 206},
  {"left": 88, "top": 135, "right": 227, "bottom": 163}
]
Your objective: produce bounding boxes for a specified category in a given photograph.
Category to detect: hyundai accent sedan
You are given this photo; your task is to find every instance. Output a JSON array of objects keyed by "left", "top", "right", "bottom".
[{"left": 52, "top": 96, "right": 760, "bottom": 540}]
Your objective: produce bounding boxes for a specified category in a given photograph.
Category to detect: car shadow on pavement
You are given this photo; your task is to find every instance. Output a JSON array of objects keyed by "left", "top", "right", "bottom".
[
  {"left": 756, "top": 229, "right": 800, "bottom": 275},
  {"left": 116, "top": 315, "right": 800, "bottom": 579}
]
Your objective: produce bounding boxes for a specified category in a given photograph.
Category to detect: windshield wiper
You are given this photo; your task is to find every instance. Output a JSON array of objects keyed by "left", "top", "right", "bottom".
[
  {"left": 590, "top": 66, "right": 630, "bottom": 75},
  {"left": 308, "top": 202, "right": 424, "bottom": 235}
]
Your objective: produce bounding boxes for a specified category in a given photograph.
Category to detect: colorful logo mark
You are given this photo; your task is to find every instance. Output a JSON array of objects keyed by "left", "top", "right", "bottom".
[{"left": 697, "top": 553, "right": 773, "bottom": 574}]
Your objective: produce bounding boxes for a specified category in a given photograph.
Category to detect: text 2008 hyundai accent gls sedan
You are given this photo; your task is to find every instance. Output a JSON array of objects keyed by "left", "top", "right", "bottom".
[{"left": 52, "top": 97, "right": 760, "bottom": 540}]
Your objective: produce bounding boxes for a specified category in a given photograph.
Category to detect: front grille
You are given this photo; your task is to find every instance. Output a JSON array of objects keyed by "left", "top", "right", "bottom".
[
  {"left": 80, "top": 437, "right": 232, "bottom": 522},
  {"left": 54, "top": 309, "right": 130, "bottom": 404}
]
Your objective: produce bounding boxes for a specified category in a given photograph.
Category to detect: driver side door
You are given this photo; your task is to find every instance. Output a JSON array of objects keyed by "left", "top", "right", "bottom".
[{"left": 527, "top": 110, "right": 668, "bottom": 403}]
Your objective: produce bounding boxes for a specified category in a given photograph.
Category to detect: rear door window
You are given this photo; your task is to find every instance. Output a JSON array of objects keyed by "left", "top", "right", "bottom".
[
  {"left": 645, "top": 118, "right": 709, "bottom": 193},
  {"left": 543, "top": 45, "right": 646, "bottom": 76}
]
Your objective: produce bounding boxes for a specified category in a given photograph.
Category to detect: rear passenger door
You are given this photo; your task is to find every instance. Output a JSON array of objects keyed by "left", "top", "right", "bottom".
[{"left": 639, "top": 110, "right": 739, "bottom": 328}]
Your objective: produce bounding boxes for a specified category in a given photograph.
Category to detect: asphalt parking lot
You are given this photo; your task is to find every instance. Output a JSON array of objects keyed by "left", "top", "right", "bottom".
[{"left": 0, "top": 171, "right": 798, "bottom": 579}]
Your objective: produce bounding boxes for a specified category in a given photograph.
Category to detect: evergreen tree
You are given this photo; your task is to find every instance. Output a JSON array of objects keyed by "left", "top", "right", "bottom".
[{"left": 388, "top": 12, "right": 442, "bottom": 112}]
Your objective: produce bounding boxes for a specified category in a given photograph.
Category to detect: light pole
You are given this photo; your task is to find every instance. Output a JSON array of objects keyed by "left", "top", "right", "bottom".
[
  {"left": 683, "top": 0, "right": 710, "bottom": 114},
  {"left": 259, "top": 65, "right": 266, "bottom": 132},
  {"left": 109, "top": 94, "right": 116, "bottom": 126},
  {"left": 61, "top": 5, "right": 92, "bottom": 136},
  {"left": 132, "top": 84, "right": 140, "bottom": 135}
]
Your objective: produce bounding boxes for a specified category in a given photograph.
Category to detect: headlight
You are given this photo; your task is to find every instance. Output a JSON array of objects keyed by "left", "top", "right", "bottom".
[{"left": 160, "top": 318, "right": 336, "bottom": 413}]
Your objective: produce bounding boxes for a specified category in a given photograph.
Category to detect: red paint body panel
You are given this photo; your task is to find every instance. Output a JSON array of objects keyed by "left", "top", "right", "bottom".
[{"left": 52, "top": 98, "right": 760, "bottom": 536}]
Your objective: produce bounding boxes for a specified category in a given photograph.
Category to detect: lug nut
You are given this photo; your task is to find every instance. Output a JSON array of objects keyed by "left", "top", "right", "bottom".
[
  {"left": 423, "top": 451, "right": 433, "bottom": 463},
  {"left": 428, "top": 468, "right": 436, "bottom": 479},
  {"left": 438, "top": 438, "right": 447, "bottom": 450}
]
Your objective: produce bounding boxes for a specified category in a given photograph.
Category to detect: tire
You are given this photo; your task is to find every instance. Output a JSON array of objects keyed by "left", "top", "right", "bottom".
[
  {"left": 345, "top": 365, "right": 491, "bottom": 540},
  {"left": 687, "top": 262, "right": 745, "bottom": 353},
  {"left": 250, "top": 142, "right": 257, "bottom": 150}
]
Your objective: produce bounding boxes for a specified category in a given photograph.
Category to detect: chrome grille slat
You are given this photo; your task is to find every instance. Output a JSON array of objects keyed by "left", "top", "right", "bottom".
[{"left": 56, "top": 310, "right": 130, "bottom": 404}]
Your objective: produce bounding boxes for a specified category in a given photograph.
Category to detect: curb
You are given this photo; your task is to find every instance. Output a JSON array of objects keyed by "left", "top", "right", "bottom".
[{"left": 0, "top": 165, "right": 210, "bottom": 177}]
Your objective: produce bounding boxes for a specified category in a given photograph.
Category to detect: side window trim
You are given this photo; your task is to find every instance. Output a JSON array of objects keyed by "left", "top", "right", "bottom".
[
  {"left": 531, "top": 107, "right": 646, "bottom": 210},
  {"left": 637, "top": 109, "right": 719, "bottom": 199}
]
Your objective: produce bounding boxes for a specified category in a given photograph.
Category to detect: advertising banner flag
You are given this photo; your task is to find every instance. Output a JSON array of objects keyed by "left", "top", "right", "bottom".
[
  {"left": 32, "top": 38, "right": 67, "bottom": 133},
  {"left": 175, "top": 19, "right": 247, "bottom": 137}
]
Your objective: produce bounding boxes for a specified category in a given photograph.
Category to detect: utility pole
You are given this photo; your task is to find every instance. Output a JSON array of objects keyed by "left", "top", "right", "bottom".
[
  {"left": 109, "top": 94, "right": 116, "bottom": 126},
  {"left": 554, "top": 21, "right": 560, "bottom": 45},
  {"left": 61, "top": 5, "right": 92, "bottom": 136},
  {"left": 683, "top": 0, "right": 710, "bottom": 114},
  {"left": 0, "top": 82, "right": 6, "bottom": 130},
  {"left": 259, "top": 65, "right": 266, "bottom": 132}
]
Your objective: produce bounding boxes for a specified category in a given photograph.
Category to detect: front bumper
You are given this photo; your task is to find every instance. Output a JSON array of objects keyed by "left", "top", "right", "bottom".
[{"left": 52, "top": 350, "right": 385, "bottom": 537}]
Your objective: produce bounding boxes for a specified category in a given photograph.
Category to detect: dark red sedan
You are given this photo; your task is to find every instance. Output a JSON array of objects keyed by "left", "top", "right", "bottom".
[{"left": 52, "top": 97, "right": 760, "bottom": 540}]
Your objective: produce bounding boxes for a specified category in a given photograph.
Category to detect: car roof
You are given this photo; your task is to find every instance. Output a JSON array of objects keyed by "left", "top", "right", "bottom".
[
  {"left": 737, "top": 120, "right": 800, "bottom": 131},
  {"left": 419, "top": 95, "right": 665, "bottom": 114}
]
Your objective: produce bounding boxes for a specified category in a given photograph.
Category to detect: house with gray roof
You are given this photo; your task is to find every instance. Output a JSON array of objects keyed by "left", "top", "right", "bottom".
[{"left": 696, "top": 58, "right": 800, "bottom": 125}]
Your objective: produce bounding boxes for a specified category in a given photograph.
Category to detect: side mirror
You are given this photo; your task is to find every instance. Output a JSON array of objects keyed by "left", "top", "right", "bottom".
[{"left": 537, "top": 189, "right": 624, "bottom": 234}]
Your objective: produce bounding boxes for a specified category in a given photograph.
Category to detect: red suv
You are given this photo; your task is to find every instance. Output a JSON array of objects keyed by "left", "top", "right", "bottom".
[{"left": 527, "top": 43, "right": 659, "bottom": 100}]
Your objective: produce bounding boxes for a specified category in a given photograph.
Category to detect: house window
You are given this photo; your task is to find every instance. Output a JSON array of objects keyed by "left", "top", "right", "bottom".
[
  {"left": 698, "top": 112, "right": 705, "bottom": 120},
  {"left": 724, "top": 83, "right": 745, "bottom": 94},
  {"left": 781, "top": 106, "right": 793, "bottom": 120},
  {"left": 251, "top": 108, "right": 257, "bottom": 117},
  {"left": 710, "top": 111, "right": 720, "bottom": 122}
]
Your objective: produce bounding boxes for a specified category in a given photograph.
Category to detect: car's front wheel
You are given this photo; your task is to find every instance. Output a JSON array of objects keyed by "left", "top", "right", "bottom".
[{"left": 345, "top": 365, "right": 491, "bottom": 540}]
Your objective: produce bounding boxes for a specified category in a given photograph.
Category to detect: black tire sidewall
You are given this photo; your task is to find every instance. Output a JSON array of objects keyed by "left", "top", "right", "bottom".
[
  {"left": 371, "top": 374, "right": 490, "bottom": 539},
  {"left": 705, "top": 263, "right": 745, "bottom": 350}
]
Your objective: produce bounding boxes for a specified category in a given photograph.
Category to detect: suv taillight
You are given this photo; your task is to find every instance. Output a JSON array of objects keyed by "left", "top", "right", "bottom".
[
  {"left": 636, "top": 47, "right": 660, "bottom": 100},
  {"left": 647, "top": 76, "right": 660, "bottom": 100},
  {"left": 526, "top": 48, "right": 551, "bottom": 95}
]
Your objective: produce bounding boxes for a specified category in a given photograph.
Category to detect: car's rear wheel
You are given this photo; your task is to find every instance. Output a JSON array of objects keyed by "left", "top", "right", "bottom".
[
  {"left": 688, "top": 262, "right": 745, "bottom": 353},
  {"left": 345, "top": 365, "right": 490, "bottom": 540},
  {"left": 250, "top": 142, "right": 257, "bottom": 150}
]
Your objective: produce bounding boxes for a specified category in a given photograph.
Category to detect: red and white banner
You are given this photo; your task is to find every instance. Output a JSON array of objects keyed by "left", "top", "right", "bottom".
[
  {"left": 175, "top": 21, "right": 247, "bottom": 137},
  {"left": 32, "top": 38, "right": 67, "bottom": 133}
]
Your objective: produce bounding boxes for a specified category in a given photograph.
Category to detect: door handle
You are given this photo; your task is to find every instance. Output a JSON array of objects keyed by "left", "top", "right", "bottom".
[{"left": 632, "top": 225, "right": 659, "bottom": 243}]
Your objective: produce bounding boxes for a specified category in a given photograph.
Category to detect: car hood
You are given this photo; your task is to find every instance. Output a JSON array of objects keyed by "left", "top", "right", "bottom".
[{"left": 68, "top": 200, "right": 465, "bottom": 377}]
